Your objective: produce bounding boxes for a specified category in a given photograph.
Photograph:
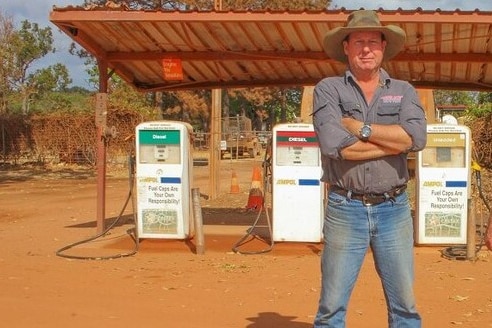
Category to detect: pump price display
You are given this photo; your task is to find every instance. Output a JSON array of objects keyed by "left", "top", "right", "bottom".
[
  {"left": 138, "top": 129, "right": 181, "bottom": 164},
  {"left": 275, "top": 131, "right": 319, "bottom": 166},
  {"left": 421, "top": 133, "right": 466, "bottom": 168}
]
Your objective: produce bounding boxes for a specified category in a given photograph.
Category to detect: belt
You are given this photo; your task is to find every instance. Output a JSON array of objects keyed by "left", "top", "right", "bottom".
[{"left": 330, "top": 185, "right": 407, "bottom": 206}]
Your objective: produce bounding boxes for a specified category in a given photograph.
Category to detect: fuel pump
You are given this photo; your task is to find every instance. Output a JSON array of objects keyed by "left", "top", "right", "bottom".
[
  {"left": 415, "top": 123, "right": 472, "bottom": 245},
  {"left": 135, "top": 121, "right": 194, "bottom": 239},
  {"left": 271, "top": 123, "right": 324, "bottom": 242}
]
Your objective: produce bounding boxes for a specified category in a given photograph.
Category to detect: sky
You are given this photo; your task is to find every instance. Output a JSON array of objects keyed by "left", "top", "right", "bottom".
[
  {"left": 1, "top": 0, "right": 492, "bottom": 89},
  {"left": 1, "top": 0, "right": 91, "bottom": 89}
]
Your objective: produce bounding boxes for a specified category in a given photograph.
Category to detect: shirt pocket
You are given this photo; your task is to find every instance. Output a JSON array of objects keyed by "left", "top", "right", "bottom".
[
  {"left": 339, "top": 101, "right": 362, "bottom": 118},
  {"left": 377, "top": 103, "right": 400, "bottom": 124}
]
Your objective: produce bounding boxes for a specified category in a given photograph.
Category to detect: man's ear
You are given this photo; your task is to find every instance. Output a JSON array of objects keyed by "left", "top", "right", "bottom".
[
  {"left": 343, "top": 40, "right": 349, "bottom": 56},
  {"left": 381, "top": 39, "right": 387, "bottom": 53}
]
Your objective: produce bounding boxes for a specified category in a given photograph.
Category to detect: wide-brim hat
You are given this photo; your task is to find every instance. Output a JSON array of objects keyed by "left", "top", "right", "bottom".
[{"left": 323, "top": 10, "right": 406, "bottom": 63}]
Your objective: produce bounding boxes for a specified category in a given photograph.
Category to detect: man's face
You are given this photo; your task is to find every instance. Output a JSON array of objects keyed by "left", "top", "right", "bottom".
[{"left": 343, "top": 31, "right": 386, "bottom": 71}]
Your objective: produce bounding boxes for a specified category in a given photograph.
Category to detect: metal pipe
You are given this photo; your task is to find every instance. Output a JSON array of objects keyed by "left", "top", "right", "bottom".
[
  {"left": 466, "top": 198, "right": 476, "bottom": 260},
  {"left": 192, "top": 188, "right": 205, "bottom": 255}
]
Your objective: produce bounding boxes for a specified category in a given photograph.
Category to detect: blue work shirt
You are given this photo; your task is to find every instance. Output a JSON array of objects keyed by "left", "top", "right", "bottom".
[{"left": 312, "top": 69, "right": 427, "bottom": 194}]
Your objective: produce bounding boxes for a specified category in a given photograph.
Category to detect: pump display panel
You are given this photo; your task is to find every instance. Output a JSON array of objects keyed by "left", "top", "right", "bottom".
[
  {"left": 138, "top": 129, "right": 181, "bottom": 164},
  {"left": 421, "top": 133, "right": 467, "bottom": 168},
  {"left": 275, "top": 130, "right": 319, "bottom": 167}
]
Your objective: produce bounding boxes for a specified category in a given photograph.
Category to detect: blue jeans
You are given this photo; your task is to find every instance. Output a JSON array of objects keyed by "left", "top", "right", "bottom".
[{"left": 314, "top": 191, "right": 421, "bottom": 328}]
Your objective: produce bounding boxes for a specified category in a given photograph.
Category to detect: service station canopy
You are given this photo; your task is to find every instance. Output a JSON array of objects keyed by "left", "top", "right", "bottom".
[{"left": 50, "top": 6, "right": 492, "bottom": 92}]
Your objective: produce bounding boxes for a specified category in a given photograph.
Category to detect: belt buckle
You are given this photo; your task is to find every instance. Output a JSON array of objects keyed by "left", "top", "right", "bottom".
[
  {"left": 362, "top": 194, "right": 374, "bottom": 206},
  {"left": 362, "top": 194, "right": 384, "bottom": 206}
]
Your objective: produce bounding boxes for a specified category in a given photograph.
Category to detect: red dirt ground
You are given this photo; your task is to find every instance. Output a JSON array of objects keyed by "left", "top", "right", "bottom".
[{"left": 1, "top": 159, "right": 492, "bottom": 327}]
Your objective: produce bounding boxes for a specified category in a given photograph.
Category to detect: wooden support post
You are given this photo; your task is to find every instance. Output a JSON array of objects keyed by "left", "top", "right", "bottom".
[
  {"left": 95, "top": 93, "right": 107, "bottom": 234},
  {"left": 300, "top": 86, "right": 314, "bottom": 124},
  {"left": 95, "top": 60, "right": 109, "bottom": 234},
  {"left": 209, "top": 89, "right": 222, "bottom": 200},
  {"left": 416, "top": 88, "right": 437, "bottom": 123}
]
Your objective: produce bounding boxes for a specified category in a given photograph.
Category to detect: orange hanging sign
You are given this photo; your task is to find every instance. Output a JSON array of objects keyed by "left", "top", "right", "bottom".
[{"left": 162, "top": 59, "right": 183, "bottom": 80}]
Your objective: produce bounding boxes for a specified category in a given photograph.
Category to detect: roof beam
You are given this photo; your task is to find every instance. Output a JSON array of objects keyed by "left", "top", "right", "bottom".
[
  {"left": 412, "top": 80, "right": 492, "bottom": 91},
  {"left": 107, "top": 51, "right": 328, "bottom": 61},
  {"left": 133, "top": 77, "right": 492, "bottom": 92},
  {"left": 50, "top": 9, "right": 492, "bottom": 25},
  {"left": 106, "top": 51, "right": 491, "bottom": 64}
]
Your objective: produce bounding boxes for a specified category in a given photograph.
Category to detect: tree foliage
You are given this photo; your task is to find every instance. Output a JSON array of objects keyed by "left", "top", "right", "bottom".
[
  {"left": 0, "top": 12, "right": 72, "bottom": 114},
  {"left": 0, "top": 13, "right": 15, "bottom": 113},
  {"left": 433, "top": 90, "right": 475, "bottom": 106},
  {"left": 433, "top": 89, "right": 492, "bottom": 119}
]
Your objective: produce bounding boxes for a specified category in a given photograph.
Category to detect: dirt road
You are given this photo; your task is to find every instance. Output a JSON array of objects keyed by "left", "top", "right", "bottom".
[{"left": 1, "top": 160, "right": 491, "bottom": 327}]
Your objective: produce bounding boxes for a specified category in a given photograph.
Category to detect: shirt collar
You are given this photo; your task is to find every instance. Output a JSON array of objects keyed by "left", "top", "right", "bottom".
[{"left": 344, "top": 68, "right": 392, "bottom": 88}]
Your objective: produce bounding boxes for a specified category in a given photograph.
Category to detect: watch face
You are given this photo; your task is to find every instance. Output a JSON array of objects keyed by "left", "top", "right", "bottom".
[{"left": 361, "top": 125, "right": 371, "bottom": 138}]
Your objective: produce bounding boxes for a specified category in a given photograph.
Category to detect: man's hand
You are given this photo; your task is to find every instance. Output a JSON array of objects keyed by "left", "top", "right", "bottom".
[
  {"left": 341, "top": 117, "right": 363, "bottom": 137},
  {"left": 341, "top": 117, "right": 412, "bottom": 154}
]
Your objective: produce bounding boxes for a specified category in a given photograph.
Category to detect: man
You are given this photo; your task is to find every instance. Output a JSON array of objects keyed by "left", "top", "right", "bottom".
[
  {"left": 312, "top": 10, "right": 427, "bottom": 327},
  {"left": 486, "top": 214, "right": 492, "bottom": 251}
]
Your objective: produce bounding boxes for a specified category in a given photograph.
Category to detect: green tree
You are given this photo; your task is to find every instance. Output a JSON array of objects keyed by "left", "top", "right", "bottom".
[
  {"left": 433, "top": 90, "right": 474, "bottom": 106},
  {"left": 13, "top": 21, "right": 54, "bottom": 114},
  {"left": 468, "top": 92, "right": 492, "bottom": 118},
  {"left": 33, "top": 64, "right": 72, "bottom": 93},
  {"left": 0, "top": 13, "right": 72, "bottom": 114},
  {"left": 433, "top": 90, "right": 492, "bottom": 118},
  {"left": 0, "top": 13, "right": 16, "bottom": 113},
  {"left": 477, "top": 92, "right": 492, "bottom": 104}
]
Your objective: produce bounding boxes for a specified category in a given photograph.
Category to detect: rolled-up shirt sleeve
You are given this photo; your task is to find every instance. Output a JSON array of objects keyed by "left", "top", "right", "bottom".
[
  {"left": 399, "top": 83, "right": 427, "bottom": 152},
  {"left": 312, "top": 79, "right": 358, "bottom": 160}
]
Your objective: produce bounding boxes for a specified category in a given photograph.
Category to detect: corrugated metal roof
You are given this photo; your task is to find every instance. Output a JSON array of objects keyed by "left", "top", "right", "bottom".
[{"left": 50, "top": 7, "right": 492, "bottom": 91}]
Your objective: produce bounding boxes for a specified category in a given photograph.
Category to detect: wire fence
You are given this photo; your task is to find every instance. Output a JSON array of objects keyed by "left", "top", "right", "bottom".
[
  {"left": 0, "top": 112, "right": 271, "bottom": 168},
  {"left": 3, "top": 111, "right": 491, "bottom": 169}
]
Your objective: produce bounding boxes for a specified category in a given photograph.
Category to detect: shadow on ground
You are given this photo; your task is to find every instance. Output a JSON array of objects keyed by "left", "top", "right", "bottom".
[{"left": 245, "top": 312, "right": 312, "bottom": 327}]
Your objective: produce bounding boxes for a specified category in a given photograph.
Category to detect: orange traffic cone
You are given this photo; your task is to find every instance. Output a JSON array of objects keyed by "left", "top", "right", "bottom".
[
  {"left": 230, "top": 170, "right": 240, "bottom": 194},
  {"left": 246, "top": 166, "right": 264, "bottom": 210}
]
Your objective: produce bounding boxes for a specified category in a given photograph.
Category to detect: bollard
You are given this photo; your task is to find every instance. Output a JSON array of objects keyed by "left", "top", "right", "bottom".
[
  {"left": 466, "top": 198, "right": 475, "bottom": 260},
  {"left": 192, "top": 188, "right": 205, "bottom": 255}
]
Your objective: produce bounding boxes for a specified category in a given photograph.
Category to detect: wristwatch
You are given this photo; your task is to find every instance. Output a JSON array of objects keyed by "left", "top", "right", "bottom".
[{"left": 359, "top": 123, "right": 372, "bottom": 141}]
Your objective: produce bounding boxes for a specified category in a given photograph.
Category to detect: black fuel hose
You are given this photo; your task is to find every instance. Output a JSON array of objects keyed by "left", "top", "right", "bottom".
[
  {"left": 56, "top": 155, "right": 139, "bottom": 260},
  {"left": 441, "top": 161, "right": 491, "bottom": 260}
]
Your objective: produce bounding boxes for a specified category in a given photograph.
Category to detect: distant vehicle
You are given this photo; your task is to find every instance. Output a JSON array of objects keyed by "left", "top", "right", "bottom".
[
  {"left": 255, "top": 131, "right": 271, "bottom": 149},
  {"left": 221, "top": 115, "right": 261, "bottom": 159}
]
